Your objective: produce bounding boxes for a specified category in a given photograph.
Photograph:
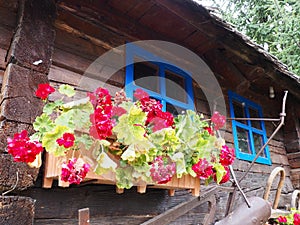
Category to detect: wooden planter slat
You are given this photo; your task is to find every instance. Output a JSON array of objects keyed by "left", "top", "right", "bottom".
[{"left": 43, "top": 152, "right": 200, "bottom": 196}]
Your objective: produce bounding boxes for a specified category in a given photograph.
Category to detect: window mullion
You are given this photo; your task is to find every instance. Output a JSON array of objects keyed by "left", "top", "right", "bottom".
[{"left": 159, "top": 63, "right": 166, "bottom": 111}]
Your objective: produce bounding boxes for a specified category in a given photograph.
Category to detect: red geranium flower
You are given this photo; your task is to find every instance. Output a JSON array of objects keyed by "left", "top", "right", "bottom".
[
  {"left": 134, "top": 88, "right": 149, "bottom": 100},
  {"left": 112, "top": 106, "right": 127, "bottom": 117},
  {"left": 89, "top": 88, "right": 113, "bottom": 140},
  {"left": 150, "top": 156, "right": 176, "bottom": 184},
  {"left": 211, "top": 111, "right": 226, "bottom": 130},
  {"left": 61, "top": 158, "right": 90, "bottom": 184},
  {"left": 7, "top": 130, "right": 43, "bottom": 163},
  {"left": 204, "top": 127, "right": 214, "bottom": 136},
  {"left": 277, "top": 216, "right": 287, "bottom": 223},
  {"left": 56, "top": 133, "right": 75, "bottom": 148},
  {"left": 294, "top": 213, "right": 300, "bottom": 225},
  {"left": 35, "top": 83, "right": 55, "bottom": 100},
  {"left": 192, "top": 158, "right": 214, "bottom": 180},
  {"left": 219, "top": 145, "right": 235, "bottom": 166}
]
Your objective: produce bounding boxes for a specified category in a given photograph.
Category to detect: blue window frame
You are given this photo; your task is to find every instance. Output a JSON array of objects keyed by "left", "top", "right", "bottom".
[
  {"left": 228, "top": 91, "right": 271, "bottom": 165},
  {"left": 125, "top": 43, "right": 194, "bottom": 114}
]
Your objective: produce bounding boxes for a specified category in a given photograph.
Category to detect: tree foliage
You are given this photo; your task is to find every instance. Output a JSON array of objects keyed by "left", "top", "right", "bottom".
[{"left": 212, "top": 0, "right": 300, "bottom": 75}]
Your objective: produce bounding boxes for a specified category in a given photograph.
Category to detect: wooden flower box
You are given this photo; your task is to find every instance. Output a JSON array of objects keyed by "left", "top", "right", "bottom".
[{"left": 43, "top": 152, "right": 200, "bottom": 196}]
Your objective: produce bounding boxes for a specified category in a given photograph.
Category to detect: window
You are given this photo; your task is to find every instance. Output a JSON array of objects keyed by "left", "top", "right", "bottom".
[
  {"left": 228, "top": 91, "right": 271, "bottom": 165},
  {"left": 125, "top": 43, "right": 194, "bottom": 115}
]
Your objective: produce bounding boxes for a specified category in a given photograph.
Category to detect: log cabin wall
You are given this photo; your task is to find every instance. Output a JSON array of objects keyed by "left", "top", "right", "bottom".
[
  {"left": 0, "top": 0, "right": 299, "bottom": 224},
  {"left": 0, "top": 0, "right": 19, "bottom": 92},
  {"left": 0, "top": 0, "right": 56, "bottom": 194}
]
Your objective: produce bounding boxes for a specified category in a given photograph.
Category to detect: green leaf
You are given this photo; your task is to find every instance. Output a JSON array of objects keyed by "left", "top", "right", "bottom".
[
  {"left": 121, "top": 144, "right": 137, "bottom": 162},
  {"left": 112, "top": 105, "right": 147, "bottom": 145},
  {"left": 94, "top": 152, "right": 117, "bottom": 175},
  {"left": 170, "top": 152, "right": 187, "bottom": 178},
  {"left": 42, "top": 125, "right": 70, "bottom": 156},
  {"left": 55, "top": 107, "right": 92, "bottom": 131},
  {"left": 75, "top": 134, "right": 93, "bottom": 150},
  {"left": 43, "top": 100, "right": 64, "bottom": 115},
  {"left": 213, "top": 163, "right": 226, "bottom": 184},
  {"left": 33, "top": 113, "right": 55, "bottom": 134},
  {"left": 131, "top": 163, "right": 152, "bottom": 183},
  {"left": 58, "top": 84, "right": 76, "bottom": 97},
  {"left": 116, "top": 166, "right": 134, "bottom": 189},
  {"left": 61, "top": 97, "right": 92, "bottom": 110},
  {"left": 149, "top": 128, "right": 179, "bottom": 155}
]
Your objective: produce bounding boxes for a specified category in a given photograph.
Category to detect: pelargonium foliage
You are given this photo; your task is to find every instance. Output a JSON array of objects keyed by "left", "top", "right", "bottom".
[{"left": 7, "top": 83, "right": 234, "bottom": 189}]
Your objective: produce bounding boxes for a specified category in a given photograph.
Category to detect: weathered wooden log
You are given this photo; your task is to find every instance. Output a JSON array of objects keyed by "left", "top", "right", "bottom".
[
  {"left": 0, "top": 195, "right": 35, "bottom": 225},
  {"left": 1, "top": 64, "right": 48, "bottom": 124},
  {"left": 0, "top": 154, "right": 39, "bottom": 191},
  {"left": 7, "top": 0, "right": 56, "bottom": 74}
]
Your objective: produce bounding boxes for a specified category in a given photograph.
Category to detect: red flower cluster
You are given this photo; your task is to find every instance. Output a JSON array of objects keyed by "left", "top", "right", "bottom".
[
  {"left": 219, "top": 145, "right": 235, "bottom": 166},
  {"left": 35, "top": 83, "right": 55, "bottom": 100},
  {"left": 150, "top": 156, "right": 176, "bottom": 184},
  {"left": 56, "top": 133, "right": 75, "bottom": 148},
  {"left": 135, "top": 89, "right": 174, "bottom": 132},
  {"left": 295, "top": 213, "right": 300, "bottom": 225},
  {"left": 204, "top": 127, "right": 214, "bottom": 136},
  {"left": 7, "top": 130, "right": 43, "bottom": 163},
  {"left": 211, "top": 111, "right": 226, "bottom": 130},
  {"left": 192, "top": 158, "right": 214, "bottom": 180},
  {"left": 277, "top": 216, "right": 287, "bottom": 223},
  {"left": 61, "top": 158, "right": 90, "bottom": 184},
  {"left": 89, "top": 88, "right": 113, "bottom": 140}
]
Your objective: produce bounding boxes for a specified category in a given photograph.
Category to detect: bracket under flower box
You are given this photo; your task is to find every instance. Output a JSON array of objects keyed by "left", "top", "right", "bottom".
[{"left": 43, "top": 152, "right": 200, "bottom": 196}]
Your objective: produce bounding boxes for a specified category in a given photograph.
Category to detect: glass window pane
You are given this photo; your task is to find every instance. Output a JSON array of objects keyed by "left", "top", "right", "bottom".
[
  {"left": 232, "top": 100, "right": 246, "bottom": 124},
  {"left": 236, "top": 127, "right": 251, "bottom": 154},
  {"left": 165, "top": 70, "right": 187, "bottom": 103},
  {"left": 249, "top": 107, "right": 262, "bottom": 130},
  {"left": 166, "top": 103, "right": 186, "bottom": 116},
  {"left": 253, "top": 133, "right": 266, "bottom": 157},
  {"left": 134, "top": 61, "right": 159, "bottom": 93}
]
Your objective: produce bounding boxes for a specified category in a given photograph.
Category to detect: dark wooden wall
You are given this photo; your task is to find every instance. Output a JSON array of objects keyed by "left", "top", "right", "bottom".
[{"left": 0, "top": 0, "right": 299, "bottom": 224}]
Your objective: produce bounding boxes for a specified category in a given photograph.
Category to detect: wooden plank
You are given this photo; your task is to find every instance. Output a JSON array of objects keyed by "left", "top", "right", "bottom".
[
  {"left": 108, "top": 0, "right": 139, "bottom": 14},
  {"left": 56, "top": 8, "right": 125, "bottom": 48},
  {"left": 23, "top": 186, "right": 195, "bottom": 219},
  {"left": 126, "top": 1, "right": 154, "bottom": 20},
  {"left": 1, "top": 64, "right": 48, "bottom": 124},
  {"left": 141, "top": 186, "right": 232, "bottom": 225},
  {"left": 287, "top": 152, "right": 300, "bottom": 160},
  {"left": 0, "top": 154, "right": 39, "bottom": 190},
  {"left": 35, "top": 216, "right": 151, "bottom": 225},
  {"left": 78, "top": 208, "right": 90, "bottom": 225},
  {"left": 0, "top": 0, "right": 18, "bottom": 11},
  {"left": 52, "top": 47, "right": 93, "bottom": 74},
  {"left": 48, "top": 65, "right": 82, "bottom": 86},
  {"left": 0, "top": 69, "right": 4, "bottom": 85},
  {"left": 0, "top": 7, "right": 17, "bottom": 28},
  {"left": 54, "top": 29, "right": 106, "bottom": 61},
  {"left": 270, "top": 152, "right": 289, "bottom": 166},
  {"left": 0, "top": 48, "right": 6, "bottom": 69},
  {"left": 139, "top": 4, "right": 196, "bottom": 41},
  {"left": 0, "top": 25, "right": 14, "bottom": 50},
  {"left": 58, "top": 0, "right": 176, "bottom": 43},
  {"left": 0, "top": 196, "right": 35, "bottom": 225},
  {"left": 183, "top": 31, "right": 211, "bottom": 49},
  {"left": 8, "top": 0, "right": 56, "bottom": 73}
]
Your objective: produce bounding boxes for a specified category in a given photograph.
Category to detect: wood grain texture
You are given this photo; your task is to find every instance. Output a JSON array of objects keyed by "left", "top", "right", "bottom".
[
  {"left": 8, "top": 0, "right": 56, "bottom": 73},
  {"left": 0, "top": 154, "right": 39, "bottom": 190},
  {"left": 0, "top": 196, "right": 35, "bottom": 225},
  {"left": 1, "top": 64, "right": 48, "bottom": 123}
]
